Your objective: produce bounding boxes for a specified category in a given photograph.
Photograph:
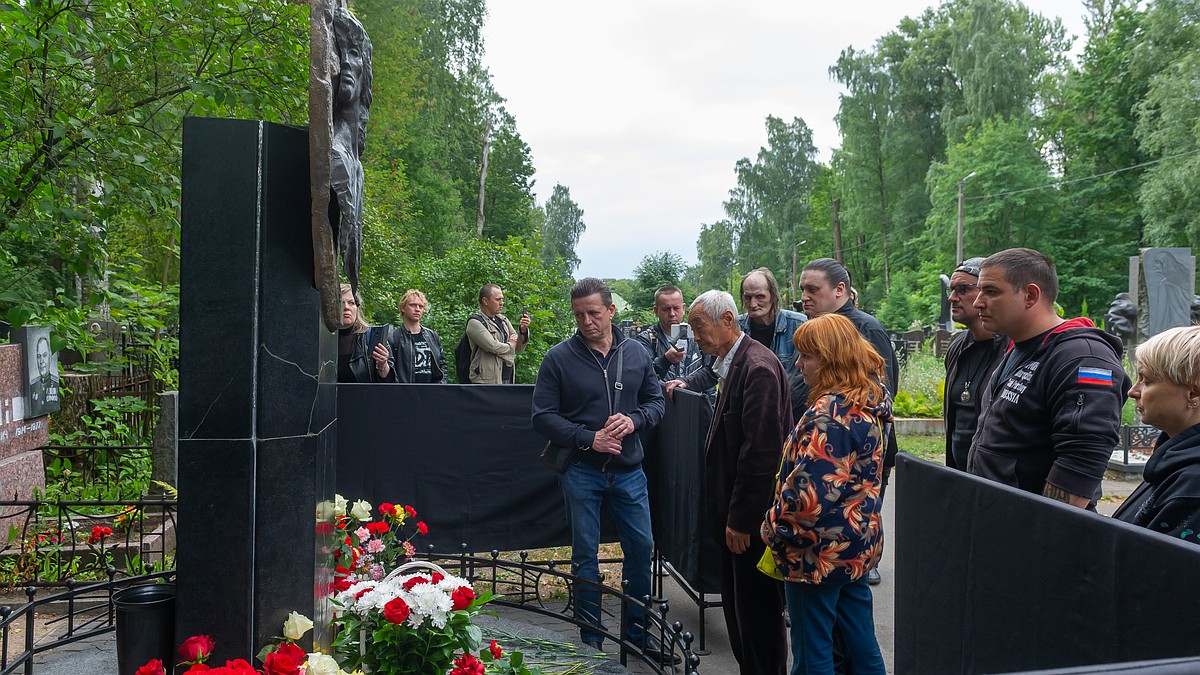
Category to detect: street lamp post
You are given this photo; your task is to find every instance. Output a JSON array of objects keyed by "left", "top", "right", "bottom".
[
  {"left": 791, "top": 239, "right": 807, "bottom": 304},
  {"left": 956, "top": 171, "right": 977, "bottom": 264}
]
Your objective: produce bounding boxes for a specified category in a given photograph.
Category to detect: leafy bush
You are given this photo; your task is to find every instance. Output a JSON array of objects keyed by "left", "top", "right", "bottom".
[{"left": 896, "top": 349, "right": 945, "bottom": 418}]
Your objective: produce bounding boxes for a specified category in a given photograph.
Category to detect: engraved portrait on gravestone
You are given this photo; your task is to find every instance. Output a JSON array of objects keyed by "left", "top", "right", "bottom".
[
  {"left": 1145, "top": 248, "right": 1193, "bottom": 336},
  {"left": 330, "top": 6, "right": 372, "bottom": 297},
  {"left": 17, "top": 327, "right": 59, "bottom": 418}
]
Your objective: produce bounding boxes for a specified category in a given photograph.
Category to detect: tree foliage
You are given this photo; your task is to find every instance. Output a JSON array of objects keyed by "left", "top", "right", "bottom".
[{"left": 540, "top": 183, "right": 585, "bottom": 273}]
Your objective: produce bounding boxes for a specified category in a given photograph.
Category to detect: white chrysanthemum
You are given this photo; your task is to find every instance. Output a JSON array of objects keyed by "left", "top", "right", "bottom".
[{"left": 405, "top": 583, "right": 453, "bottom": 628}]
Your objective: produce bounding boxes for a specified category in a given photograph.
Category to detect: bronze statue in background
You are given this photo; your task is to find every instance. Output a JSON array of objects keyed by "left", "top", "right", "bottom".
[{"left": 310, "top": 2, "right": 373, "bottom": 332}]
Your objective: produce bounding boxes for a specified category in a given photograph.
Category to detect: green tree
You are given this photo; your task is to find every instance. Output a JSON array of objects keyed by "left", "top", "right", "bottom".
[
  {"left": 0, "top": 0, "right": 307, "bottom": 313},
  {"left": 695, "top": 220, "right": 736, "bottom": 292},
  {"left": 629, "top": 251, "right": 689, "bottom": 312},
  {"left": 540, "top": 183, "right": 586, "bottom": 274}
]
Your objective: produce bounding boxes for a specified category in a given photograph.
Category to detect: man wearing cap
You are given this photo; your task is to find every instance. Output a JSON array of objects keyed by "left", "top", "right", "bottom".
[
  {"left": 943, "top": 258, "right": 1007, "bottom": 471},
  {"left": 967, "top": 248, "right": 1130, "bottom": 509}
]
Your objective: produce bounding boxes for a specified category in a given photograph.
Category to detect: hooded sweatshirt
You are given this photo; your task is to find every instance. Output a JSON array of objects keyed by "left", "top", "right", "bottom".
[
  {"left": 761, "top": 390, "right": 893, "bottom": 585},
  {"left": 967, "top": 317, "right": 1131, "bottom": 505},
  {"left": 1113, "top": 423, "right": 1200, "bottom": 545}
]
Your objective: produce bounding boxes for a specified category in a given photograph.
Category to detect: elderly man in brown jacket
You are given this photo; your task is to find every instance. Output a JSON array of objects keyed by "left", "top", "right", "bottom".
[{"left": 684, "top": 289, "right": 791, "bottom": 675}]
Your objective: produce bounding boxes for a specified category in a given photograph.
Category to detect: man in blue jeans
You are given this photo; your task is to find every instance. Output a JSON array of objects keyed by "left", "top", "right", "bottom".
[{"left": 532, "top": 277, "right": 676, "bottom": 665}]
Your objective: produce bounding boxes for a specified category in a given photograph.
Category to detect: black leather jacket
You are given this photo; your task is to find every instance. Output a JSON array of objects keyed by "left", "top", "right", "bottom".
[{"left": 393, "top": 326, "right": 448, "bottom": 384}]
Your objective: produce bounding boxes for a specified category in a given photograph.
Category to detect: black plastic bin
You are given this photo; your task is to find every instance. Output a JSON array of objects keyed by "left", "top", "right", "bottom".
[{"left": 114, "top": 583, "right": 176, "bottom": 675}]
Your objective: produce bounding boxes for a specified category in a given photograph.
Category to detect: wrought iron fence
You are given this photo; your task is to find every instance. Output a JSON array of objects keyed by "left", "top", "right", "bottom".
[
  {"left": 0, "top": 498, "right": 176, "bottom": 587},
  {"left": 0, "top": 570, "right": 175, "bottom": 675},
  {"left": 418, "top": 548, "right": 702, "bottom": 673}
]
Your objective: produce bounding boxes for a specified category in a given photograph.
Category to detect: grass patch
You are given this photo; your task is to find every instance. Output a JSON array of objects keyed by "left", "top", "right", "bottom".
[{"left": 898, "top": 432, "right": 944, "bottom": 463}]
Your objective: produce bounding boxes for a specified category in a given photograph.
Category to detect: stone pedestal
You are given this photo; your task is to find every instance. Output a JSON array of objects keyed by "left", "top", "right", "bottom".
[
  {"left": 177, "top": 118, "right": 336, "bottom": 656},
  {"left": 0, "top": 343, "right": 47, "bottom": 516},
  {"left": 1133, "top": 247, "right": 1195, "bottom": 341}
]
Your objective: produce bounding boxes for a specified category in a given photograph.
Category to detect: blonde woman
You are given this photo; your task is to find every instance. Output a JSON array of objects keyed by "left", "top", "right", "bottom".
[{"left": 337, "top": 284, "right": 395, "bottom": 383}]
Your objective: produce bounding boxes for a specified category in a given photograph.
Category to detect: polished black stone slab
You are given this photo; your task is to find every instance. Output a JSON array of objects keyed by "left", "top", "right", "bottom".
[{"left": 177, "top": 118, "right": 335, "bottom": 658}]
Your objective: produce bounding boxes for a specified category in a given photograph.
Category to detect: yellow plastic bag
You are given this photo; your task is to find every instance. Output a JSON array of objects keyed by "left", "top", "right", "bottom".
[{"left": 757, "top": 547, "right": 784, "bottom": 581}]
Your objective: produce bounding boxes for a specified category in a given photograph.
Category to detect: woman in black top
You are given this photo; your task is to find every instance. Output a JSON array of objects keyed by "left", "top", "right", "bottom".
[
  {"left": 337, "top": 283, "right": 395, "bottom": 383},
  {"left": 1114, "top": 325, "right": 1200, "bottom": 545}
]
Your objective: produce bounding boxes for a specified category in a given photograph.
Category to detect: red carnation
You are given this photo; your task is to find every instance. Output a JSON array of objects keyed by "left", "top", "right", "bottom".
[
  {"left": 263, "top": 642, "right": 305, "bottom": 675},
  {"left": 378, "top": 502, "right": 396, "bottom": 516},
  {"left": 315, "top": 522, "right": 333, "bottom": 535},
  {"left": 489, "top": 639, "right": 503, "bottom": 660},
  {"left": 135, "top": 659, "right": 166, "bottom": 675},
  {"left": 451, "top": 585, "right": 475, "bottom": 610},
  {"left": 365, "top": 521, "right": 389, "bottom": 535},
  {"left": 450, "top": 652, "right": 485, "bottom": 675},
  {"left": 177, "top": 634, "right": 215, "bottom": 663},
  {"left": 404, "top": 505, "right": 417, "bottom": 518},
  {"left": 402, "top": 575, "right": 430, "bottom": 591},
  {"left": 416, "top": 521, "right": 428, "bottom": 535},
  {"left": 383, "top": 597, "right": 411, "bottom": 624}
]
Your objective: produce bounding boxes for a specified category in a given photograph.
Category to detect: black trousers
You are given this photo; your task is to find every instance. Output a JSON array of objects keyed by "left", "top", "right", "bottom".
[{"left": 718, "top": 536, "right": 787, "bottom": 675}]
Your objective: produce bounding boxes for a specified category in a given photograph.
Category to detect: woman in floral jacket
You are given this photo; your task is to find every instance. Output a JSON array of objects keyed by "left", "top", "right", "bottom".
[{"left": 761, "top": 313, "right": 891, "bottom": 675}]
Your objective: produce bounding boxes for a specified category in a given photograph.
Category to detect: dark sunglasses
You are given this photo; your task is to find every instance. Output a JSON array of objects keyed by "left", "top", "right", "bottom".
[{"left": 949, "top": 283, "right": 977, "bottom": 296}]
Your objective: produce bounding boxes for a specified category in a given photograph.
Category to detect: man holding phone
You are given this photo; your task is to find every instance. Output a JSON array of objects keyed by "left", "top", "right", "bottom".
[
  {"left": 465, "top": 284, "right": 530, "bottom": 384},
  {"left": 636, "top": 286, "right": 715, "bottom": 402}
]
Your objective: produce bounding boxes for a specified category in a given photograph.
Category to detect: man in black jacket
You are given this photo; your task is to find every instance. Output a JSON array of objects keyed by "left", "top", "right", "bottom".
[
  {"left": 636, "top": 285, "right": 714, "bottom": 402},
  {"left": 968, "top": 248, "right": 1131, "bottom": 509},
  {"left": 531, "top": 278, "right": 675, "bottom": 664},
  {"left": 943, "top": 258, "right": 1007, "bottom": 471},
  {"left": 798, "top": 257, "right": 899, "bottom": 585}
]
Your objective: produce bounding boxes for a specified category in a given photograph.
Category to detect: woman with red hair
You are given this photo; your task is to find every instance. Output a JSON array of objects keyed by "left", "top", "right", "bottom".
[{"left": 761, "top": 312, "right": 890, "bottom": 675}]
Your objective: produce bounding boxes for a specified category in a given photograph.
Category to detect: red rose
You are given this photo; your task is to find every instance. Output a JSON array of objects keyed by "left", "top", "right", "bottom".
[
  {"left": 178, "top": 634, "right": 216, "bottom": 663},
  {"left": 379, "top": 502, "right": 396, "bottom": 516},
  {"left": 262, "top": 643, "right": 304, "bottom": 675},
  {"left": 416, "top": 521, "right": 428, "bottom": 535},
  {"left": 331, "top": 576, "right": 352, "bottom": 593},
  {"left": 135, "top": 659, "right": 166, "bottom": 675},
  {"left": 88, "top": 526, "right": 113, "bottom": 544},
  {"left": 315, "top": 522, "right": 332, "bottom": 535},
  {"left": 225, "top": 659, "right": 257, "bottom": 672},
  {"left": 382, "top": 597, "right": 411, "bottom": 624},
  {"left": 402, "top": 575, "right": 430, "bottom": 591},
  {"left": 451, "top": 586, "right": 475, "bottom": 610},
  {"left": 183, "top": 665, "right": 210, "bottom": 673},
  {"left": 430, "top": 571, "right": 444, "bottom": 584},
  {"left": 489, "top": 639, "right": 503, "bottom": 660},
  {"left": 404, "top": 505, "right": 417, "bottom": 518},
  {"left": 450, "top": 652, "right": 485, "bottom": 675}
]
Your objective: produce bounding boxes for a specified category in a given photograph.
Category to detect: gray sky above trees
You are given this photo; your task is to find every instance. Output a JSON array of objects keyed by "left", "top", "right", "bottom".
[{"left": 483, "top": 0, "right": 1089, "bottom": 279}]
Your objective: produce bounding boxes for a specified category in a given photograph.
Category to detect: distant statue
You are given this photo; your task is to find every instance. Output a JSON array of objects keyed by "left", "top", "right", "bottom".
[
  {"left": 330, "top": 6, "right": 372, "bottom": 295},
  {"left": 1105, "top": 292, "right": 1137, "bottom": 345},
  {"left": 1146, "top": 248, "right": 1193, "bottom": 336}
]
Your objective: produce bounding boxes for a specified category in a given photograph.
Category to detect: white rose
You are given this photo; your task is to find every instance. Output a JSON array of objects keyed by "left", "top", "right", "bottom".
[
  {"left": 350, "top": 500, "right": 372, "bottom": 521},
  {"left": 333, "top": 494, "right": 348, "bottom": 517},
  {"left": 306, "top": 652, "right": 340, "bottom": 675},
  {"left": 282, "top": 611, "right": 314, "bottom": 641}
]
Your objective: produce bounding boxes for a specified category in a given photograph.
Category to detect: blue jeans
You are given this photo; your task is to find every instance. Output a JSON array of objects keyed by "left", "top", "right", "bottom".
[
  {"left": 559, "top": 462, "right": 654, "bottom": 646},
  {"left": 785, "top": 577, "right": 885, "bottom": 675}
]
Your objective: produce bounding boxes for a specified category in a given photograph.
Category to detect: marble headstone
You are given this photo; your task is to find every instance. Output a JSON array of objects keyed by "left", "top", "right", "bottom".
[
  {"left": 0, "top": 343, "right": 47, "bottom": 514},
  {"left": 1135, "top": 248, "right": 1195, "bottom": 340}
]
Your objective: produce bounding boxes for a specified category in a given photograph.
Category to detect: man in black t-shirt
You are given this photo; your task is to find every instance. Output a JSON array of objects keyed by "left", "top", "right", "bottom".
[
  {"left": 394, "top": 289, "right": 449, "bottom": 384},
  {"left": 942, "top": 258, "right": 1007, "bottom": 471}
]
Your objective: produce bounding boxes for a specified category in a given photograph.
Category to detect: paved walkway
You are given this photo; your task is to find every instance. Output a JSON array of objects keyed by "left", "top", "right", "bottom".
[{"left": 30, "top": 471, "right": 1143, "bottom": 675}]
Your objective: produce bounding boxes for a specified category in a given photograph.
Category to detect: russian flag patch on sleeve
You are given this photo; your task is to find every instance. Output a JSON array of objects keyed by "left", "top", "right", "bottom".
[{"left": 1077, "top": 366, "right": 1114, "bottom": 386}]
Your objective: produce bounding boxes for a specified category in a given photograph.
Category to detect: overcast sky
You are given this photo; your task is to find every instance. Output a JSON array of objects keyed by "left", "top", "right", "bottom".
[{"left": 482, "top": 1, "right": 1090, "bottom": 280}]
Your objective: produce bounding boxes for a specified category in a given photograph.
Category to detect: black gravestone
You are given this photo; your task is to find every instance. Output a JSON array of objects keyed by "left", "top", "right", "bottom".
[{"left": 177, "top": 118, "right": 337, "bottom": 656}]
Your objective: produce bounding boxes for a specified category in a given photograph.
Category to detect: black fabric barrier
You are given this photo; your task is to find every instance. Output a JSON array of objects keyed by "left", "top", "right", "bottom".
[
  {"left": 645, "top": 388, "right": 722, "bottom": 594},
  {"left": 895, "top": 454, "right": 1200, "bottom": 674},
  {"left": 337, "top": 384, "right": 570, "bottom": 553},
  {"left": 337, "top": 384, "right": 719, "bottom": 572}
]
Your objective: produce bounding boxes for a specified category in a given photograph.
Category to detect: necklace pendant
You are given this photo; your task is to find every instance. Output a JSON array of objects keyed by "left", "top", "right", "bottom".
[{"left": 961, "top": 382, "right": 971, "bottom": 403}]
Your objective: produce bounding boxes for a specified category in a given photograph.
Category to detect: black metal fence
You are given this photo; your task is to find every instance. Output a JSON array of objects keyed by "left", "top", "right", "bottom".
[
  {"left": 418, "top": 548, "right": 702, "bottom": 673},
  {"left": 0, "top": 570, "right": 175, "bottom": 675},
  {"left": 0, "top": 498, "right": 177, "bottom": 587}
]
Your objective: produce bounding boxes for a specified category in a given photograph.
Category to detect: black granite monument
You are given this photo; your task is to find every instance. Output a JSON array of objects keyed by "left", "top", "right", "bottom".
[{"left": 177, "top": 118, "right": 337, "bottom": 656}]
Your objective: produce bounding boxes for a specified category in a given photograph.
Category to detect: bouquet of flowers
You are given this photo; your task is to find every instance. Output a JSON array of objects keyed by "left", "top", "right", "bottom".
[{"left": 320, "top": 496, "right": 536, "bottom": 675}]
